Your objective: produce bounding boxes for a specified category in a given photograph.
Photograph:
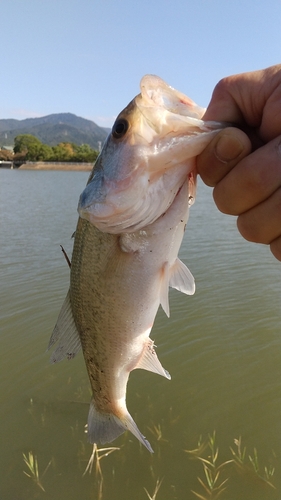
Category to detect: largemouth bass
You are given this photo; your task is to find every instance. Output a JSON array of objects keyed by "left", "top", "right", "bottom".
[{"left": 48, "top": 75, "right": 223, "bottom": 453}]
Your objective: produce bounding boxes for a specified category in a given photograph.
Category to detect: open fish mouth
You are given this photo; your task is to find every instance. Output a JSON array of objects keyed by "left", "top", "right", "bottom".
[
  {"left": 78, "top": 75, "right": 223, "bottom": 233},
  {"left": 138, "top": 74, "right": 206, "bottom": 126}
]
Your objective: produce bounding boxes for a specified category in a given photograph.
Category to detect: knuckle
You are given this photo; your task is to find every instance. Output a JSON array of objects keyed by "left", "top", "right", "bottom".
[
  {"left": 211, "top": 76, "right": 234, "bottom": 98},
  {"left": 237, "top": 214, "right": 260, "bottom": 243}
]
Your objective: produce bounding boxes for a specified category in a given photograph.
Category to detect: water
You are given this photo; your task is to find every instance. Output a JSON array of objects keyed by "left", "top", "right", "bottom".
[{"left": 1, "top": 168, "right": 281, "bottom": 500}]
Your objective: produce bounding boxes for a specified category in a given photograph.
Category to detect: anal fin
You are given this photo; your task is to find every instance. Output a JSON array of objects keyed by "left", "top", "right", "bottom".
[{"left": 135, "top": 339, "right": 171, "bottom": 380}]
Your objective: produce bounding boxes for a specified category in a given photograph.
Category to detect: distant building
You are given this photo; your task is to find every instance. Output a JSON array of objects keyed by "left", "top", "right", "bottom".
[{"left": 0, "top": 145, "right": 14, "bottom": 153}]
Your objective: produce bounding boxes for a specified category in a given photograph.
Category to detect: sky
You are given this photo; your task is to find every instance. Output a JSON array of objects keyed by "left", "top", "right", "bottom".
[{"left": 1, "top": 0, "right": 281, "bottom": 128}]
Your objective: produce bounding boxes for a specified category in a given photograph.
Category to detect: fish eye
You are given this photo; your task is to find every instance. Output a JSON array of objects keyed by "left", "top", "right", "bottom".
[{"left": 112, "top": 118, "right": 129, "bottom": 139}]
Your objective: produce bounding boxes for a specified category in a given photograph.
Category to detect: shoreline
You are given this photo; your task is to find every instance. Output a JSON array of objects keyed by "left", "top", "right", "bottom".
[{"left": 19, "top": 161, "right": 93, "bottom": 171}]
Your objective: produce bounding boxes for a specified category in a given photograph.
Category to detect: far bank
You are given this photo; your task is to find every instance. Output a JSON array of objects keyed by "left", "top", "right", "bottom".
[{"left": 19, "top": 161, "right": 93, "bottom": 171}]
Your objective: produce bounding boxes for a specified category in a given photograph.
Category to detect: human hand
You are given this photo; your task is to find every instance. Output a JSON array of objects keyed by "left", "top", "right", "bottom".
[{"left": 196, "top": 64, "right": 281, "bottom": 261}]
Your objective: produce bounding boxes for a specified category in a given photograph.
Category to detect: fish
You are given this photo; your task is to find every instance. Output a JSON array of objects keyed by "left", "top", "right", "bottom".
[{"left": 48, "top": 75, "right": 224, "bottom": 453}]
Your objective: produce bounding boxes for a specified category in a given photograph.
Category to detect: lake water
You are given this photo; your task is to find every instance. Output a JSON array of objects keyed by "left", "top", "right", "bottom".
[{"left": 0, "top": 168, "right": 281, "bottom": 500}]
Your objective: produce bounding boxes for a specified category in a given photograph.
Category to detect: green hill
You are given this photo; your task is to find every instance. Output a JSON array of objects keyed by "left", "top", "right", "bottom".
[{"left": 0, "top": 113, "right": 110, "bottom": 150}]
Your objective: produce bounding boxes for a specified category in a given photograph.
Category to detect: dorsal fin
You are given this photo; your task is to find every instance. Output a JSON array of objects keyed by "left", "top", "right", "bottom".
[{"left": 48, "top": 291, "right": 81, "bottom": 363}]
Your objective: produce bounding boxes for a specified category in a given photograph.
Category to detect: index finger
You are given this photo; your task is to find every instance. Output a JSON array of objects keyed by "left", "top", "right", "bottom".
[{"left": 203, "top": 65, "right": 281, "bottom": 143}]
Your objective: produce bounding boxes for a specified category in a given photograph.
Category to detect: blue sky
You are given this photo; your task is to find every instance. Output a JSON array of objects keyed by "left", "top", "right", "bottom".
[{"left": 1, "top": 0, "right": 281, "bottom": 127}]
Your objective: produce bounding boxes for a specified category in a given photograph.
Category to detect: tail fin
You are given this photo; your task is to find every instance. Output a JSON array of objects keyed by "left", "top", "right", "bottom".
[{"left": 87, "top": 400, "right": 153, "bottom": 453}]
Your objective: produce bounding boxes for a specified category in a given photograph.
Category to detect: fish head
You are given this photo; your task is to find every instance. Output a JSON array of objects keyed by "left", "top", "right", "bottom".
[{"left": 78, "top": 75, "right": 223, "bottom": 233}]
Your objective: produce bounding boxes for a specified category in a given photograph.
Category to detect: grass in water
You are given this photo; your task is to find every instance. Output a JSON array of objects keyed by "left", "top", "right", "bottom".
[
  {"left": 147, "top": 423, "right": 168, "bottom": 443},
  {"left": 144, "top": 477, "right": 164, "bottom": 500},
  {"left": 230, "top": 436, "right": 276, "bottom": 490},
  {"left": 186, "top": 433, "right": 276, "bottom": 500},
  {"left": 186, "top": 432, "right": 231, "bottom": 500},
  {"left": 82, "top": 443, "right": 120, "bottom": 500},
  {"left": 23, "top": 451, "right": 52, "bottom": 492}
]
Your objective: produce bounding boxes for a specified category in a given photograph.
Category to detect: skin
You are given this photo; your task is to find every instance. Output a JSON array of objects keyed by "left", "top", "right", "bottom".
[{"left": 196, "top": 64, "right": 281, "bottom": 261}]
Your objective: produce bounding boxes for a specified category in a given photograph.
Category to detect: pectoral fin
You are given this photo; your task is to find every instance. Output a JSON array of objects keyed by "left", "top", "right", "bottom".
[
  {"left": 160, "top": 258, "right": 195, "bottom": 317},
  {"left": 135, "top": 339, "right": 171, "bottom": 380},
  {"left": 169, "top": 258, "right": 195, "bottom": 295},
  {"left": 47, "top": 291, "right": 81, "bottom": 362},
  {"left": 160, "top": 261, "right": 170, "bottom": 317}
]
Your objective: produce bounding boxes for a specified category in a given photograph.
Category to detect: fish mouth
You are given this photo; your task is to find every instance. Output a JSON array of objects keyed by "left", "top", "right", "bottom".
[
  {"left": 136, "top": 74, "right": 223, "bottom": 140},
  {"left": 78, "top": 75, "right": 223, "bottom": 233},
  {"left": 139, "top": 74, "right": 206, "bottom": 122}
]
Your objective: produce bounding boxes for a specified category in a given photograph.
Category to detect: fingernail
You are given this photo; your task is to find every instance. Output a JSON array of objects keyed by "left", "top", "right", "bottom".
[{"left": 215, "top": 134, "right": 244, "bottom": 163}]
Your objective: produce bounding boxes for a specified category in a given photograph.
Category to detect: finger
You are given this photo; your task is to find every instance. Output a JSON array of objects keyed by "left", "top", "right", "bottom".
[
  {"left": 237, "top": 187, "right": 281, "bottom": 244},
  {"left": 196, "top": 127, "right": 251, "bottom": 187},
  {"left": 203, "top": 75, "right": 248, "bottom": 124},
  {"left": 203, "top": 66, "right": 281, "bottom": 141},
  {"left": 213, "top": 136, "right": 281, "bottom": 215}
]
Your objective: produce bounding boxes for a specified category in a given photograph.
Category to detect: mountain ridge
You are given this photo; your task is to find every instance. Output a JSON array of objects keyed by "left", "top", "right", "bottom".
[{"left": 0, "top": 113, "right": 111, "bottom": 150}]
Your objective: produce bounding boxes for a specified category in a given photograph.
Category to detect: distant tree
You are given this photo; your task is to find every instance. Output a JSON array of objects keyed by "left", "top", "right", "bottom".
[
  {"left": 13, "top": 134, "right": 98, "bottom": 163},
  {"left": 0, "top": 149, "right": 13, "bottom": 161},
  {"left": 72, "top": 144, "right": 99, "bottom": 163},
  {"left": 37, "top": 144, "right": 53, "bottom": 161},
  {"left": 13, "top": 151, "right": 27, "bottom": 162},
  {"left": 14, "top": 134, "right": 43, "bottom": 160},
  {"left": 51, "top": 142, "right": 75, "bottom": 161}
]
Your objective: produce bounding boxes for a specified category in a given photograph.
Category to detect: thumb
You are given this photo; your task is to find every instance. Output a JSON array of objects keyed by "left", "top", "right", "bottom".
[{"left": 196, "top": 127, "right": 251, "bottom": 187}]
